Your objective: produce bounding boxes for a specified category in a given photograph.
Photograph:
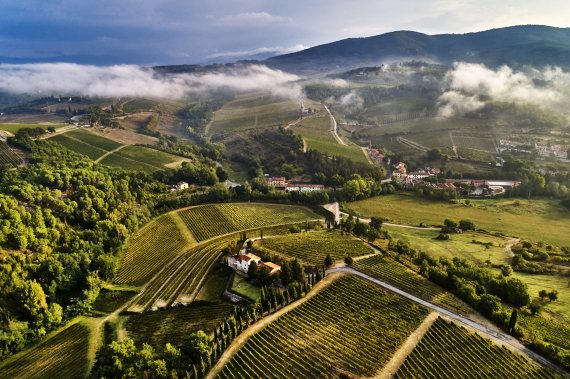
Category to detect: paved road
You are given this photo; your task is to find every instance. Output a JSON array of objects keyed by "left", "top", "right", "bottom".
[{"left": 327, "top": 267, "right": 568, "bottom": 376}]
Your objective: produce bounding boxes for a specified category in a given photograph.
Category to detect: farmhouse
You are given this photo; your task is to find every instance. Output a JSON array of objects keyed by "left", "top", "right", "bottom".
[
  {"left": 228, "top": 253, "right": 262, "bottom": 274},
  {"left": 172, "top": 181, "right": 189, "bottom": 191},
  {"left": 258, "top": 261, "right": 281, "bottom": 275}
]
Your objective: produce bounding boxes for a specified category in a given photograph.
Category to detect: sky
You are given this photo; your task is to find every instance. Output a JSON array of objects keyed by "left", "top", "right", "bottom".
[{"left": 0, "top": 0, "right": 569, "bottom": 65}]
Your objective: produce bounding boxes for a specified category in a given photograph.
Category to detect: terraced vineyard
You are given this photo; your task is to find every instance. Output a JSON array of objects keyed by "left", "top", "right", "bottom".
[
  {"left": 0, "top": 318, "right": 97, "bottom": 379},
  {"left": 177, "top": 203, "right": 321, "bottom": 242},
  {"left": 115, "top": 213, "right": 195, "bottom": 286},
  {"left": 354, "top": 255, "right": 470, "bottom": 313},
  {"left": 0, "top": 142, "right": 23, "bottom": 166},
  {"left": 395, "top": 317, "right": 556, "bottom": 379},
  {"left": 127, "top": 236, "right": 235, "bottom": 312},
  {"left": 218, "top": 275, "right": 429, "bottom": 378},
  {"left": 126, "top": 302, "right": 234, "bottom": 348},
  {"left": 256, "top": 230, "right": 373, "bottom": 265}
]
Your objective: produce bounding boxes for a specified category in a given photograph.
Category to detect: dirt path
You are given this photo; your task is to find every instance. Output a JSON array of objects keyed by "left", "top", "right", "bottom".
[
  {"left": 205, "top": 272, "right": 343, "bottom": 379},
  {"left": 362, "top": 146, "right": 374, "bottom": 164},
  {"left": 94, "top": 144, "right": 128, "bottom": 163},
  {"left": 323, "top": 103, "right": 346, "bottom": 146},
  {"left": 376, "top": 312, "right": 438, "bottom": 378},
  {"left": 302, "top": 137, "right": 307, "bottom": 152},
  {"left": 505, "top": 237, "right": 520, "bottom": 258},
  {"left": 36, "top": 125, "right": 79, "bottom": 140}
]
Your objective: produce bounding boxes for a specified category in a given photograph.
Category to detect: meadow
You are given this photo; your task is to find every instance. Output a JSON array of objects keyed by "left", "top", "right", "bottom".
[
  {"left": 385, "top": 226, "right": 512, "bottom": 265},
  {"left": 395, "top": 317, "right": 556, "bottom": 379},
  {"left": 0, "top": 318, "right": 99, "bottom": 379},
  {"left": 346, "top": 193, "right": 570, "bottom": 247},
  {"left": 217, "top": 275, "right": 429, "bottom": 378},
  {"left": 256, "top": 230, "right": 373, "bottom": 266}
]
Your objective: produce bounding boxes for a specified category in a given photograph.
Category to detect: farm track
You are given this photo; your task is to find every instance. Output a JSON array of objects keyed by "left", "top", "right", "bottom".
[
  {"left": 94, "top": 144, "right": 128, "bottom": 163},
  {"left": 327, "top": 267, "right": 569, "bottom": 376},
  {"left": 323, "top": 103, "right": 346, "bottom": 146},
  {"left": 396, "top": 135, "right": 429, "bottom": 152}
]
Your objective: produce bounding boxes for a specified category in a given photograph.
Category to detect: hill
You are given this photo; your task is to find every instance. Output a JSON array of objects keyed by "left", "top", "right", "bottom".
[{"left": 265, "top": 25, "right": 570, "bottom": 73}]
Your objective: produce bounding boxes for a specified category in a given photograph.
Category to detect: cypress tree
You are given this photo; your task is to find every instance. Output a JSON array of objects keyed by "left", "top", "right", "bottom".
[{"left": 193, "top": 364, "right": 198, "bottom": 379}]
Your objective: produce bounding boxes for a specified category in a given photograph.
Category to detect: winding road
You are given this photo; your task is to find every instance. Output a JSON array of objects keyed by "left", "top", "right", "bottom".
[{"left": 323, "top": 104, "right": 346, "bottom": 146}]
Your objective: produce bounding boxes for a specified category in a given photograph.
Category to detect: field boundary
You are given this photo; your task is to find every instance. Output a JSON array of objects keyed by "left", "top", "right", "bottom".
[
  {"left": 376, "top": 312, "right": 438, "bottom": 378},
  {"left": 94, "top": 144, "right": 128, "bottom": 163}
]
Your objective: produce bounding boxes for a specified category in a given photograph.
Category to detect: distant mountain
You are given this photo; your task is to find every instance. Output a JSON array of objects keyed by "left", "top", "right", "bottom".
[{"left": 265, "top": 25, "right": 570, "bottom": 73}]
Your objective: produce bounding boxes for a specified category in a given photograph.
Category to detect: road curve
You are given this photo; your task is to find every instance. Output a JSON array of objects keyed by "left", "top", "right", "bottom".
[{"left": 327, "top": 267, "right": 568, "bottom": 376}]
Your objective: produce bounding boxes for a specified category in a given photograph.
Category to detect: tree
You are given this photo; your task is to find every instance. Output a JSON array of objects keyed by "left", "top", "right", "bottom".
[
  {"left": 324, "top": 254, "right": 333, "bottom": 267},
  {"left": 247, "top": 261, "right": 258, "bottom": 280},
  {"left": 19, "top": 280, "right": 48, "bottom": 321},
  {"left": 369, "top": 217, "right": 383, "bottom": 231},
  {"left": 500, "top": 265, "right": 513, "bottom": 277},
  {"left": 548, "top": 290, "right": 558, "bottom": 302},
  {"left": 478, "top": 294, "right": 501, "bottom": 317},
  {"left": 508, "top": 309, "right": 517, "bottom": 334},
  {"left": 353, "top": 222, "right": 369, "bottom": 237},
  {"left": 185, "top": 331, "right": 212, "bottom": 364},
  {"left": 459, "top": 219, "right": 475, "bottom": 231},
  {"left": 291, "top": 259, "right": 305, "bottom": 283},
  {"left": 344, "top": 256, "right": 353, "bottom": 266},
  {"left": 539, "top": 289, "right": 548, "bottom": 300},
  {"left": 280, "top": 261, "right": 292, "bottom": 287}
]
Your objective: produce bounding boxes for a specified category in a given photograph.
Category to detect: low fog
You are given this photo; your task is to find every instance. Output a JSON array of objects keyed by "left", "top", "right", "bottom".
[
  {"left": 438, "top": 62, "right": 570, "bottom": 117},
  {"left": 0, "top": 63, "right": 302, "bottom": 100}
]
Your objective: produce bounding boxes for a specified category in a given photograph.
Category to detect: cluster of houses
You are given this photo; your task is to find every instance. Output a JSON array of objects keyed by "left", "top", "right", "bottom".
[
  {"left": 367, "top": 148, "right": 385, "bottom": 165},
  {"left": 265, "top": 176, "right": 325, "bottom": 192},
  {"left": 499, "top": 139, "right": 569, "bottom": 160},
  {"left": 392, "top": 161, "right": 520, "bottom": 197}
]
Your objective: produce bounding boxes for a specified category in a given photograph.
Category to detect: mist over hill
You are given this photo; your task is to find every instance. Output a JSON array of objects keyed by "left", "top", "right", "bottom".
[{"left": 265, "top": 25, "right": 570, "bottom": 74}]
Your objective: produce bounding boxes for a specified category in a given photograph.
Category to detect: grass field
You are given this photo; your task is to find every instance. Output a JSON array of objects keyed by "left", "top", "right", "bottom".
[
  {"left": 209, "top": 93, "right": 302, "bottom": 136},
  {"left": 195, "top": 264, "right": 232, "bottom": 302},
  {"left": 65, "top": 129, "right": 123, "bottom": 151},
  {"left": 229, "top": 272, "right": 261, "bottom": 301},
  {"left": 115, "top": 212, "right": 195, "bottom": 286},
  {"left": 395, "top": 317, "right": 556, "bottom": 379},
  {"left": 291, "top": 110, "right": 369, "bottom": 164},
  {"left": 177, "top": 203, "right": 321, "bottom": 242},
  {"left": 509, "top": 271, "right": 570, "bottom": 319},
  {"left": 354, "top": 255, "right": 471, "bottom": 314},
  {"left": 218, "top": 275, "right": 429, "bottom": 378},
  {"left": 385, "top": 226, "right": 512, "bottom": 265},
  {"left": 0, "top": 318, "right": 99, "bottom": 379},
  {"left": 125, "top": 302, "right": 234, "bottom": 349},
  {"left": 345, "top": 193, "right": 570, "bottom": 247},
  {"left": 255, "top": 230, "right": 373, "bottom": 266},
  {"left": 0, "top": 123, "right": 66, "bottom": 133}
]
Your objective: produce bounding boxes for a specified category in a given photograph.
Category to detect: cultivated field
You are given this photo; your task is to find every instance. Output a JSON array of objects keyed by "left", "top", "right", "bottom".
[
  {"left": 115, "top": 213, "right": 195, "bottom": 286},
  {"left": 126, "top": 302, "right": 234, "bottom": 348},
  {"left": 256, "top": 230, "right": 373, "bottom": 266},
  {"left": 0, "top": 318, "right": 99, "bottom": 379},
  {"left": 100, "top": 145, "right": 183, "bottom": 173},
  {"left": 385, "top": 226, "right": 512, "bottom": 265},
  {"left": 354, "top": 255, "right": 470, "bottom": 314},
  {"left": 0, "top": 142, "right": 24, "bottom": 167},
  {"left": 177, "top": 203, "right": 321, "bottom": 242},
  {"left": 346, "top": 193, "right": 570, "bottom": 246},
  {"left": 217, "top": 275, "right": 429, "bottom": 378},
  {"left": 209, "top": 93, "right": 301, "bottom": 136},
  {"left": 395, "top": 317, "right": 556, "bottom": 378}
]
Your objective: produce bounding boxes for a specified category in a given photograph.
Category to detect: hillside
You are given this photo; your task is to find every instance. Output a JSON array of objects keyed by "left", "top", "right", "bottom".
[{"left": 265, "top": 25, "right": 570, "bottom": 73}]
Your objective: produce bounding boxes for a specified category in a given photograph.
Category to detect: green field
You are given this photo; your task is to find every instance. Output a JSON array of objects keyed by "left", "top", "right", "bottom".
[
  {"left": 354, "top": 255, "right": 470, "bottom": 314},
  {"left": 195, "top": 264, "right": 232, "bottom": 302},
  {"left": 346, "top": 193, "right": 570, "bottom": 247},
  {"left": 65, "top": 129, "right": 123, "bottom": 151},
  {"left": 218, "top": 275, "right": 429, "bottom": 378},
  {"left": 50, "top": 133, "right": 109, "bottom": 160},
  {"left": 0, "top": 123, "right": 66, "bottom": 133},
  {"left": 0, "top": 318, "right": 99, "bottom": 379},
  {"left": 209, "top": 93, "right": 301, "bottom": 136},
  {"left": 0, "top": 142, "right": 23, "bottom": 167},
  {"left": 510, "top": 271, "right": 570, "bottom": 319},
  {"left": 256, "top": 230, "right": 373, "bottom": 266},
  {"left": 125, "top": 302, "right": 234, "bottom": 349},
  {"left": 292, "top": 111, "right": 369, "bottom": 163},
  {"left": 385, "top": 226, "right": 512, "bottom": 265},
  {"left": 229, "top": 272, "right": 261, "bottom": 301},
  {"left": 395, "top": 317, "right": 555, "bottom": 379},
  {"left": 100, "top": 145, "right": 182, "bottom": 173},
  {"left": 115, "top": 212, "right": 195, "bottom": 286},
  {"left": 177, "top": 203, "right": 321, "bottom": 242}
]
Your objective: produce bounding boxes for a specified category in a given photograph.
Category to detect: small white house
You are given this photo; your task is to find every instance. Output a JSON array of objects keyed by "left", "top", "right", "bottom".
[
  {"left": 172, "top": 181, "right": 189, "bottom": 191},
  {"left": 231, "top": 253, "right": 262, "bottom": 274}
]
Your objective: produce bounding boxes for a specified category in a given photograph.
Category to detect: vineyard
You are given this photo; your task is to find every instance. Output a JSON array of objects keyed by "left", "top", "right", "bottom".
[
  {"left": 256, "top": 230, "right": 373, "bottom": 266},
  {"left": 217, "top": 275, "right": 429, "bottom": 378},
  {"left": 0, "top": 318, "right": 97, "bottom": 379},
  {"left": 115, "top": 213, "right": 195, "bottom": 286},
  {"left": 0, "top": 142, "right": 23, "bottom": 167},
  {"left": 127, "top": 236, "right": 235, "bottom": 312},
  {"left": 177, "top": 203, "right": 321, "bottom": 242},
  {"left": 126, "top": 302, "right": 234, "bottom": 348},
  {"left": 354, "top": 255, "right": 470, "bottom": 313},
  {"left": 394, "top": 317, "right": 556, "bottom": 378},
  {"left": 100, "top": 145, "right": 183, "bottom": 173}
]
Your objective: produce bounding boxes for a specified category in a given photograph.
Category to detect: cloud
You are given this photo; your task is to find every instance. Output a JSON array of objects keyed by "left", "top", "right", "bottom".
[
  {"left": 0, "top": 63, "right": 302, "bottom": 100},
  {"left": 220, "top": 12, "right": 288, "bottom": 25},
  {"left": 437, "top": 62, "right": 570, "bottom": 116},
  {"left": 206, "top": 44, "right": 308, "bottom": 59},
  {"left": 339, "top": 91, "right": 364, "bottom": 110}
]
